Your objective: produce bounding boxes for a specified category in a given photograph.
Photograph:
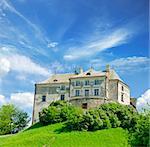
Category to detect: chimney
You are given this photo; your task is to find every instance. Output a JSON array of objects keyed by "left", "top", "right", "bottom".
[
  {"left": 106, "top": 64, "right": 110, "bottom": 72},
  {"left": 79, "top": 67, "right": 83, "bottom": 74},
  {"left": 89, "top": 66, "right": 94, "bottom": 72}
]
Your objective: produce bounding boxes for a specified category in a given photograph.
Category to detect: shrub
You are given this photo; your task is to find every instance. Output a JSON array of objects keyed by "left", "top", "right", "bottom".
[
  {"left": 83, "top": 109, "right": 103, "bottom": 131},
  {"left": 39, "top": 101, "right": 81, "bottom": 125},
  {"left": 106, "top": 112, "right": 121, "bottom": 128},
  {"left": 65, "top": 107, "right": 84, "bottom": 131},
  {"left": 39, "top": 106, "right": 62, "bottom": 125},
  {"left": 100, "top": 103, "right": 138, "bottom": 130},
  {"left": 66, "top": 108, "right": 111, "bottom": 131},
  {"left": 129, "top": 111, "right": 150, "bottom": 146}
]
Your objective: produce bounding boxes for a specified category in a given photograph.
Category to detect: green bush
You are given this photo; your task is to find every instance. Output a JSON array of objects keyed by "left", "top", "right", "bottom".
[
  {"left": 106, "top": 112, "right": 121, "bottom": 128},
  {"left": 66, "top": 108, "right": 111, "bottom": 131},
  {"left": 83, "top": 110, "right": 103, "bottom": 131},
  {"left": 129, "top": 111, "right": 150, "bottom": 146},
  {"left": 39, "top": 101, "right": 80, "bottom": 125},
  {"left": 100, "top": 103, "right": 138, "bottom": 130},
  {"left": 65, "top": 107, "right": 84, "bottom": 131}
]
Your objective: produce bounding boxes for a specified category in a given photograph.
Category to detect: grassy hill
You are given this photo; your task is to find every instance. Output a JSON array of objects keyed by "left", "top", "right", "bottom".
[{"left": 0, "top": 123, "right": 129, "bottom": 147}]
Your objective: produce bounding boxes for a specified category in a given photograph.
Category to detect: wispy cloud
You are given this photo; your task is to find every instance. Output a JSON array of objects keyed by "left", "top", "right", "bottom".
[
  {"left": 49, "top": 61, "right": 73, "bottom": 74},
  {"left": 64, "top": 28, "right": 132, "bottom": 60},
  {"left": 0, "top": 0, "right": 45, "bottom": 38},
  {"left": 90, "top": 56, "right": 150, "bottom": 73},
  {"left": 0, "top": 0, "right": 58, "bottom": 57},
  {"left": 110, "top": 56, "right": 150, "bottom": 71}
]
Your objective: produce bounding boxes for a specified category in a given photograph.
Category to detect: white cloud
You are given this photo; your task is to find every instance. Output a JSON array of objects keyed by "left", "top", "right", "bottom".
[
  {"left": 0, "top": 94, "right": 6, "bottom": 106},
  {"left": 48, "top": 42, "right": 58, "bottom": 48},
  {"left": 0, "top": 58, "right": 10, "bottom": 77},
  {"left": 136, "top": 89, "right": 150, "bottom": 112},
  {"left": 9, "top": 54, "right": 50, "bottom": 76},
  {"left": 0, "top": 92, "right": 34, "bottom": 109},
  {"left": 64, "top": 28, "right": 132, "bottom": 60},
  {"left": 47, "top": 42, "right": 59, "bottom": 52},
  {"left": 0, "top": 46, "right": 50, "bottom": 77},
  {"left": 10, "top": 92, "right": 34, "bottom": 109}
]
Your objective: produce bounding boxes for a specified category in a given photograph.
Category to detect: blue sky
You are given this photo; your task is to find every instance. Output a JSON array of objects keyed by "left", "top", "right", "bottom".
[{"left": 0, "top": 0, "right": 149, "bottom": 115}]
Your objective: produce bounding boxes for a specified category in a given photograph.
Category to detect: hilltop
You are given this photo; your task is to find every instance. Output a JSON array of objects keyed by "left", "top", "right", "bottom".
[{"left": 0, "top": 123, "right": 129, "bottom": 147}]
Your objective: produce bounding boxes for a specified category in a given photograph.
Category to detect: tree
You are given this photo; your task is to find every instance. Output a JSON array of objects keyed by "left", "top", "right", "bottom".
[{"left": 0, "top": 104, "right": 30, "bottom": 135}]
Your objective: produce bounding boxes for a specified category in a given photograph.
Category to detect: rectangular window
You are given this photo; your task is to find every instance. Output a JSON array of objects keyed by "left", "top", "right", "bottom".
[
  {"left": 85, "top": 80, "right": 89, "bottom": 85},
  {"left": 85, "top": 89, "right": 89, "bottom": 96},
  {"left": 60, "top": 85, "right": 65, "bottom": 90},
  {"left": 60, "top": 95, "right": 65, "bottom": 100},
  {"left": 76, "top": 81, "right": 80, "bottom": 86},
  {"left": 42, "top": 95, "right": 46, "bottom": 102},
  {"left": 121, "top": 94, "right": 124, "bottom": 102},
  {"left": 122, "top": 86, "right": 124, "bottom": 91},
  {"left": 82, "top": 103, "right": 87, "bottom": 109},
  {"left": 94, "top": 89, "right": 99, "bottom": 96},
  {"left": 94, "top": 79, "right": 100, "bottom": 85},
  {"left": 75, "top": 90, "right": 80, "bottom": 96},
  {"left": 71, "top": 82, "right": 75, "bottom": 86}
]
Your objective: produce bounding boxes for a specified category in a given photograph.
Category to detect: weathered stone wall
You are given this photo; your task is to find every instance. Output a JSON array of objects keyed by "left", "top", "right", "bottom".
[
  {"left": 69, "top": 98, "right": 105, "bottom": 109},
  {"left": 108, "top": 80, "right": 118, "bottom": 102},
  {"left": 33, "top": 83, "right": 70, "bottom": 123}
]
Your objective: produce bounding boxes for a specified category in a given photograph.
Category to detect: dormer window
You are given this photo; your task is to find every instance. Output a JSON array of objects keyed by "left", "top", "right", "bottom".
[
  {"left": 86, "top": 72, "right": 91, "bottom": 75},
  {"left": 53, "top": 79, "right": 58, "bottom": 82}
]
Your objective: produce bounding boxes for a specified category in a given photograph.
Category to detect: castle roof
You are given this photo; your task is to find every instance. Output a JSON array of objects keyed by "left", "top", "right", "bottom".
[
  {"left": 38, "top": 68, "right": 123, "bottom": 84},
  {"left": 109, "top": 69, "right": 122, "bottom": 81},
  {"left": 39, "top": 73, "right": 75, "bottom": 84}
]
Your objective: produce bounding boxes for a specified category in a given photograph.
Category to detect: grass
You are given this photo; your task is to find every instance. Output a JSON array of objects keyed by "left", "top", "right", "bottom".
[{"left": 0, "top": 123, "right": 130, "bottom": 147}]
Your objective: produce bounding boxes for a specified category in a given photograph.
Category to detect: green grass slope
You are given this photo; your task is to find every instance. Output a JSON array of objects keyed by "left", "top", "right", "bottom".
[{"left": 0, "top": 123, "right": 129, "bottom": 147}]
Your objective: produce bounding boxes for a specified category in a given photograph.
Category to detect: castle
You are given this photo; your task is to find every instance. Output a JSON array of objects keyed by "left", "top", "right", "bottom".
[{"left": 32, "top": 65, "right": 130, "bottom": 123}]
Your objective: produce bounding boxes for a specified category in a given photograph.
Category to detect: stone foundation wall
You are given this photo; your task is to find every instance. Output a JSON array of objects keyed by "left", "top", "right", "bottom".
[{"left": 69, "top": 98, "right": 105, "bottom": 109}]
